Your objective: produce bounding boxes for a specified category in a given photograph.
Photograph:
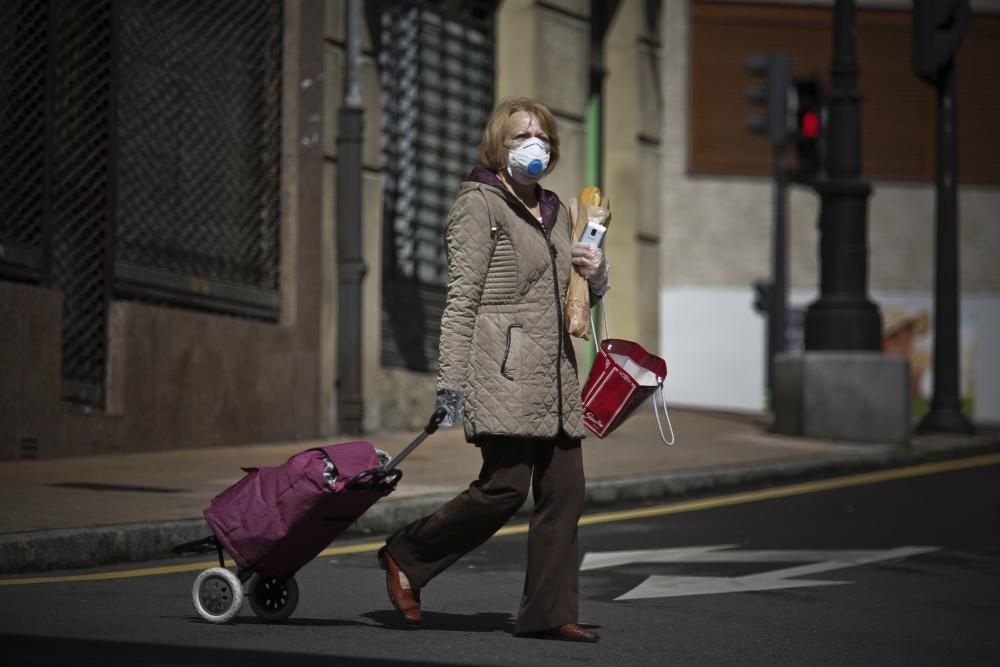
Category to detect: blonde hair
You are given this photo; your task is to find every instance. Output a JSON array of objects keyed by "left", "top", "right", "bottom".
[{"left": 478, "top": 97, "right": 560, "bottom": 174}]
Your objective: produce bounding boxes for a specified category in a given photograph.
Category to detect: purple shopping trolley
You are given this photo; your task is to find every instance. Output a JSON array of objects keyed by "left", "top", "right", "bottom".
[{"left": 173, "top": 409, "right": 446, "bottom": 624}]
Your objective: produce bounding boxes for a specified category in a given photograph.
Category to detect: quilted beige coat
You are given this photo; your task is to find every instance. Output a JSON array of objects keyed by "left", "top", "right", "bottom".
[{"left": 436, "top": 178, "right": 587, "bottom": 442}]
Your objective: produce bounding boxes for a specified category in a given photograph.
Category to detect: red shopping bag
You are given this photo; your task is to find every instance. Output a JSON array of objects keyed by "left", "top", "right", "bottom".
[{"left": 581, "top": 338, "right": 674, "bottom": 444}]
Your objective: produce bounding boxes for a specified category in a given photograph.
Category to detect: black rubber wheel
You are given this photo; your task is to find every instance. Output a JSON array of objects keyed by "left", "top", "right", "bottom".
[{"left": 248, "top": 574, "right": 299, "bottom": 623}]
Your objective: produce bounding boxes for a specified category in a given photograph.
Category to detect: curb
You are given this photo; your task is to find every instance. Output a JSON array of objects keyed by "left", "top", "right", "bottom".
[{"left": 2, "top": 434, "right": 998, "bottom": 575}]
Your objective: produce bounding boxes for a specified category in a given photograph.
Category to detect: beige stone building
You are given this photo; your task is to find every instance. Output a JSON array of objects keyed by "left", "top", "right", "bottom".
[
  {"left": 341, "top": 0, "right": 663, "bottom": 433},
  {"left": 1, "top": 0, "right": 662, "bottom": 459},
  {"left": 7, "top": 0, "right": 995, "bottom": 461}
]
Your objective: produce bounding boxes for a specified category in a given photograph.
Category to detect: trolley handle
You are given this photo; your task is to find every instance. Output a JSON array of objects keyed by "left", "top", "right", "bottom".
[
  {"left": 349, "top": 408, "right": 448, "bottom": 490},
  {"left": 382, "top": 407, "right": 448, "bottom": 472},
  {"left": 425, "top": 407, "right": 448, "bottom": 434},
  {"left": 347, "top": 467, "right": 402, "bottom": 491}
]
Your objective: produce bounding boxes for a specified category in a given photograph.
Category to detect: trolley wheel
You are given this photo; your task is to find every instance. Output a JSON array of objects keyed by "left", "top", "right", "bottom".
[
  {"left": 192, "top": 567, "right": 244, "bottom": 624},
  {"left": 248, "top": 574, "right": 299, "bottom": 623}
]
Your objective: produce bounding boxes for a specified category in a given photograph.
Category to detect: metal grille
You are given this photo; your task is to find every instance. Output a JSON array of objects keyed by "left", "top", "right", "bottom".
[
  {"left": 0, "top": 1, "right": 283, "bottom": 409},
  {"left": 0, "top": 1, "right": 48, "bottom": 282},
  {"left": 115, "top": 0, "right": 283, "bottom": 318},
  {"left": 379, "top": 1, "right": 496, "bottom": 372},
  {"left": 49, "top": 1, "right": 115, "bottom": 406}
]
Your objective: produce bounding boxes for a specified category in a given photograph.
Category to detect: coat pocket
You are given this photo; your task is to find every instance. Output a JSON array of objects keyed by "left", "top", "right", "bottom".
[{"left": 500, "top": 324, "right": 523, "bottom": 381}]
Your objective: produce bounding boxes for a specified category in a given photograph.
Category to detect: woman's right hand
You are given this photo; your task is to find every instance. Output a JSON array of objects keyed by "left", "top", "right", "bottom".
[{"left": 435, "top": 389, "right": 464, "bottom": 428}]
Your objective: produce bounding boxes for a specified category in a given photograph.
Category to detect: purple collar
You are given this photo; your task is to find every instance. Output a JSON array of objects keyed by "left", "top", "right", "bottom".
[{"left": 466, "top": 165, "right": 560, "bottom": 233}]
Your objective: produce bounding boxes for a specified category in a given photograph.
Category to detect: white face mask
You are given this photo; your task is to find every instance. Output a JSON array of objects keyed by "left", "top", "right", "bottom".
[{"left": 507, "top": 137, "right": 550, "bottom": 185}]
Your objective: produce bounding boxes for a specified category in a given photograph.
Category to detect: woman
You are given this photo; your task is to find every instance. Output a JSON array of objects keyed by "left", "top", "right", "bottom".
[{"left": 378, "top": 97, "right": 609, "bottom": 643}]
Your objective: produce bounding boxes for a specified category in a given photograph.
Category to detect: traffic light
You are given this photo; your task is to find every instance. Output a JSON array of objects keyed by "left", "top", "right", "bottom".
[
  {"left": 913, "top": 0, "right": 971, "bottom": 82},
  {"left": 752, "top": 280, "right": 771, "bottom": 315},
  {"left": 791, "top": 77, "right": 825, "bottom": 182},
  {"left": 745, "top": 53, "right": 791, "bottom": 146}
]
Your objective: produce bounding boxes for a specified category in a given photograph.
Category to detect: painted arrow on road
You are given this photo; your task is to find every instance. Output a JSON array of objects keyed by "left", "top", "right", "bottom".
[{"left": 580, "top": 544, "right": 939, "bottom": 600}]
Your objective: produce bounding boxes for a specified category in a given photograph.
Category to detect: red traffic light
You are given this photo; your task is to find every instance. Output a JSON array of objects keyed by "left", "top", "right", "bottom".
[{"left": 801, "top": 110, "right": 821, "bottom": 139}]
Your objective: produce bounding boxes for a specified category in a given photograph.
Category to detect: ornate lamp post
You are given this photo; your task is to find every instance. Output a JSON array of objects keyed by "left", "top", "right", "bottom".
[{"left": 804, "top": 0, "right": 881, "bottom": 352}]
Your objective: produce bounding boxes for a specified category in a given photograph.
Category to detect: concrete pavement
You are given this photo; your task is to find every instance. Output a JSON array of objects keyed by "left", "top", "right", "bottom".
[{"left": 2, "top": 406, "right": 998, "bottom": 574}]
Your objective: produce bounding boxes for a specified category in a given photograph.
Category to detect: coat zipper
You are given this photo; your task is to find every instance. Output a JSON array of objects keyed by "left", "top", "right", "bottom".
[
  {"left": 502, "top": 190, "right": 565, "bottom": 432},
  {"left": 546, "top": 238, "right": 565, "bottom": 433}
]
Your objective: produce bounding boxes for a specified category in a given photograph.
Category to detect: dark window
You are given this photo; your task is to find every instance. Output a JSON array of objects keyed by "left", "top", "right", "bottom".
[
  {"left": 115, "top": 0, "right": 284, "bottom": 319},
  {"left": 0, "top": 1, "right": 283, "bottom": 408},
  {"left": 0, "top": 1, "right": 48, "bottom": 284}
]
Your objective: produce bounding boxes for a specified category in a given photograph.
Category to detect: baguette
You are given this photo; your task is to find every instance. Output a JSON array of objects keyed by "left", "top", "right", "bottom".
[{"left": 565, "top": 186, "right": 610, "bottom": 340}]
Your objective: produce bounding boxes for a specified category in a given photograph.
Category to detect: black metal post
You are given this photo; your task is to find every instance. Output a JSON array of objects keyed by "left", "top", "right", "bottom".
[
  {"left": 767, "top": 144, "right": 788, "bottom": 395},
  {"left": 804, "top": 0, "right": 881, "bottom": 351},
  {"left": 917, "top": 60, "right": 973, "bottom": 434},
  {"left": 336, "top": 0, "right": 365, "bottom": 434}
]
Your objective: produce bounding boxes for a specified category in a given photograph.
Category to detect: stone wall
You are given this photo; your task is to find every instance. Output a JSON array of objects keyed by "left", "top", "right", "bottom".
[{"left": 0, "top": 0, "right": 330, "bottom": 459}]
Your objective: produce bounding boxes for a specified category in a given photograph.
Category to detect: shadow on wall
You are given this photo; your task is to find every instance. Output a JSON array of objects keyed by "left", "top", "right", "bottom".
[{"left": 383, "top": 274, "right": 430, "bottom": 372}]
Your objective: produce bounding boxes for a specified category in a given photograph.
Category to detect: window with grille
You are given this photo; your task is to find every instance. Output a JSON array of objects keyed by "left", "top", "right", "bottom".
[
  {"left": 0, "top": 1, "right": 47, "bottom": 284},
  {"left": 0, "top": 0, "right": 283, "bottom": 408},
  {"left": 379, "top": 1, "right": 497, "bottom": 372},
  {"left": 115, "top": 1, "right": 283, "bottom": 318}
]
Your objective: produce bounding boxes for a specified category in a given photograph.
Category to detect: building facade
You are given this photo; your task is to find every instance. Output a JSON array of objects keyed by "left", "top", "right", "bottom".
[
  {"left": 1, "top": 0, "right": 661, "bottom": 459},
  {"left": 10, "top": 0, "right": 993, "bottom": 460},
  {"left": 660, "top": 0, "right": 1000, "bottom": 422}
]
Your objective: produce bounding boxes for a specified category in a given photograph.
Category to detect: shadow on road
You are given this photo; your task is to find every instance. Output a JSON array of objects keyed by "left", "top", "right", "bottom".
[
  {"left": 174, "top": 613, "right": 373, "bottom": 629},
  {"left": 363, "top": 609, "right": 515, "bottom": 633},
  {"left": 2, "top": 633, "right": 479, "bottom": 667}
]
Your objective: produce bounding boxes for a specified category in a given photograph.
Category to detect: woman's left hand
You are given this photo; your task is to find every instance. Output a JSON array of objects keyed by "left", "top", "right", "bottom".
[
  {"left": 571, "top": 243, "right": 609, "bottom": 296},
  {"left": 571, "top": 243, "right": 606, "bottom": 281}
]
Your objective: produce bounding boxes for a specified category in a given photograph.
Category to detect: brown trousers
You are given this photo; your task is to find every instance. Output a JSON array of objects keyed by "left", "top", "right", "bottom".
[{"left": 384, "top": 434, "right": 585, "bottom": 634}]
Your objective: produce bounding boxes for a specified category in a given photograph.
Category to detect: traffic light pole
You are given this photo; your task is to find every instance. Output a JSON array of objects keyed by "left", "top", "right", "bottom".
[
  {"left": 917, "top": 59, "right": 973, "bottom": 434},
  {"left": 767, "top": 145, "right": 788, "bottom": 397},
  {"left": 744, "top": 53, "right": 791, "bottom": 397},
  {"left": 911, "top": 0, "right": 973, "bottom": 434},
  {"left": 804, "top": 0, "right": 881, "bottom": 351}
]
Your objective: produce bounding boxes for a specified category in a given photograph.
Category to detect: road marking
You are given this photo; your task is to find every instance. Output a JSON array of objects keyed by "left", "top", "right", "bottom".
[
  {"left": 580, "top": 544, "right": 939, "bottom": 600},
  {"left": 572, "top": 451, "right": 1000, "bottom": 528},
  {"left": 579, "top": 544, "right": 916, "bottom": 569},
  {"left": 1, "top": 451, "right": 996, "bottom": 587}
]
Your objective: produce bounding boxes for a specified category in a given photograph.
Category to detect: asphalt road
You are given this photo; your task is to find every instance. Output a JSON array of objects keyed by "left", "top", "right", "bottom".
[{"left": 2, "top": 457, "right": 999, "bottom": 666}]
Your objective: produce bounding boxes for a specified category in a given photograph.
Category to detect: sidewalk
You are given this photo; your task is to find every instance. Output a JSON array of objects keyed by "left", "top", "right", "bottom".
[{"left": 2, "top": 407, "right": 998, "bottom": 574}]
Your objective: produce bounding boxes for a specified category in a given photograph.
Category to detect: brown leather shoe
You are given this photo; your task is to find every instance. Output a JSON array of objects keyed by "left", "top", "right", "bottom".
[
  {"left": 378, "top": 547, "right": 421, "bottom": 624},
  {"left": 544, "top": 624, "right": 600, "bottom": 643}
]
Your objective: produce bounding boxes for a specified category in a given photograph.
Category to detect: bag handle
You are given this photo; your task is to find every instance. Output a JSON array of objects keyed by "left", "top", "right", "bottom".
[
  {"left": 589, "top": 298, "right": 610, "bottom": 345},
  {"left": 591, "top": 300, "right": 676, "bottom": 447},
  {"left": 653, "top": 385, "right": 676, "bottom": 446}
]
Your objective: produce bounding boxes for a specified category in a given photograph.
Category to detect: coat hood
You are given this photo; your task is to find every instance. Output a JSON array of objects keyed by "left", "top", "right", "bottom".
[{"left": 462, "top": 165, "right": 561, "bottom": 233}]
